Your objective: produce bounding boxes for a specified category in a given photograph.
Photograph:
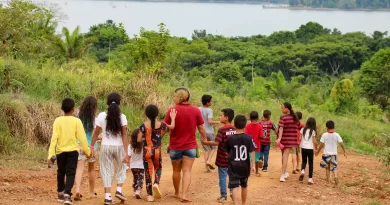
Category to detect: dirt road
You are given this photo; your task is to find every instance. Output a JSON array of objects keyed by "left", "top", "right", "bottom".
[{"left": 0, "top": 148, "right": 389, "bottom": 205}]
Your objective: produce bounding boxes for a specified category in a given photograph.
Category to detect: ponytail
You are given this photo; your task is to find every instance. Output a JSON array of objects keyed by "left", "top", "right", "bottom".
[
  {"left": 106, "top": 92, "right": 122, "bottom": 136},
  {"left": 151, "top": 118, "right": 156, "bottom": 130},
  {"left": 145, "top": 104, "right": 159, "bottom": 130}
]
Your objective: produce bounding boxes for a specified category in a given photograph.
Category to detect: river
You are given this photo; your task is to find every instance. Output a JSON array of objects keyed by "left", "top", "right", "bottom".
[{"left": 47, "top": 0, "right": 390, "bottom": 37}]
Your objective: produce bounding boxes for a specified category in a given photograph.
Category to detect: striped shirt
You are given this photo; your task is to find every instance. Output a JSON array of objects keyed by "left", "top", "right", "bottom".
[
  {"left": 259, "top": 120, "right": 277, "bottom": 145},
  {"left": 278, "top": 115, "right": 299, "bottom": 148},
  {"left": 215, "top": 124, "right": 236, "bottom": 167}
]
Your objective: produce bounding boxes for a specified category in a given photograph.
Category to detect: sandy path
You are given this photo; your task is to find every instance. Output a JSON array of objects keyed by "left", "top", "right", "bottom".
[{"left": 0, "top": 147, "right": 389, "bottom": 205}]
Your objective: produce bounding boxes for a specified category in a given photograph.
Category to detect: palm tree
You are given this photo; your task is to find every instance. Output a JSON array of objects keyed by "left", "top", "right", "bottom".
[{"left": 56, "top": 26, "right": 88, "bottom": 61}]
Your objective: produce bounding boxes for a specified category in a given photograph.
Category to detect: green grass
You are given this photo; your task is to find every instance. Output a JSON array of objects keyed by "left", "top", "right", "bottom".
[
  {"left": 362, "top": 202, "right": 384, "bottom": 205},
  {"left": 345, "top": 177, "right": 368, "bottom": 187}
]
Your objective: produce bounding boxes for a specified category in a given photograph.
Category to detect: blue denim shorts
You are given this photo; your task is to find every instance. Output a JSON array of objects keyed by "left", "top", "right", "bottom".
[{"left": 169, "top": 149, "right": 197, "bottom": 160}]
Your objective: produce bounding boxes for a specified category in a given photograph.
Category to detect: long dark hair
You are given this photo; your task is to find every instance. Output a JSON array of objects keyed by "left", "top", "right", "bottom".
[
  {"left": 303, "top": 117, "right": 317, "bottom": 140},
  {"left": 78, "top": 96, "right": 98, "bottom": 133},
  {"left": 283, "top": 102, "right": 299, "bottom": 122},
  {"left": 145, "top": 104, "right": 159, "bottom": 130},
  {"left": 131, "top": 128, "right": 142, "bottom": 154},
  {"left": 106, "top": 92, "right": 122, "bottom": 136}
]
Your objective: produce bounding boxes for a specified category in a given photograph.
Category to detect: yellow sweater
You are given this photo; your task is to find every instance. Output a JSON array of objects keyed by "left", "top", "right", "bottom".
[{"left": 48, "top": 116, "right": 91, "bottom": 160}]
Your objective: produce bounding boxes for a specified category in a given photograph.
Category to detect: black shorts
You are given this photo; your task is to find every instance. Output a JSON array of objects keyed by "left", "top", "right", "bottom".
[{"left": 228, "top": 177, "right": 248, "bottom": 189}]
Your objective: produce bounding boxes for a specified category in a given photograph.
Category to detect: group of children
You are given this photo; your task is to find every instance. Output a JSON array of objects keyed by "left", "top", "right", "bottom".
[
  {"left": 199, "top": 95, "right": 347, "bottom": 205},
  {"left": 48, "top": 92, "right": 347, "bottom": 205}
]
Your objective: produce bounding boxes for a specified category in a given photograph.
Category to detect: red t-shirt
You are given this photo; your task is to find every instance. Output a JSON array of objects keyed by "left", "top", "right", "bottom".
[
  {"left": 164, "top": 104, "right": 204, "bottom": 150},
  {"left": 278, "top": 115, "right": 299, "bottom": 148},
  {"left": 244, "top": 123, "right": 263, "bottom": 152},
  {"left": 259, "top": 120, "right": 277, "bottom": 145}
]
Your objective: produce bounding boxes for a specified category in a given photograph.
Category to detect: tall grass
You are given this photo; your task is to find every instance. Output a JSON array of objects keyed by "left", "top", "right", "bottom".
[{"left": 0, "top": 57, "right": 389, "bottom": 158}]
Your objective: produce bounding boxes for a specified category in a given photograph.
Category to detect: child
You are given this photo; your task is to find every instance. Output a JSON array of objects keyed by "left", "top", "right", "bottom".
[
  {"left": 224, "top": 115, "right": 256, "bottom": 205},
  {"left": 258, "top": 110, "right": 277, "bottom": 172},
  {"left": 199, "top": 94, "right": 220, "bottom": 172},
  {"left": 290, "top": 112, "right": 305, "bottom": 174},
  {"left": 48, "top": 98, "right": 91, "bottom": 205},
  {"left": 315, "top": 120, "right": 347, "bottom": 185},
  {"left": 138, "top": 104, "right": 176, "bottom": 202},
  {"left": 299, "top": 117, "right": 318, "bottom": 185},
  {"left": 244, "top": 111, "right": 263, "bottom": 176},
  {"left": 74, "top": 96, "right": 99, "bottom": 201},
  {"left": 90, "top": 92, "right": 129, "bottom": 205},
  {"left": 202, "top": 108, "right": 236, "bottom": 202},
  {"left": 128, "top": 129, "right": 144, "bottom": 199}
]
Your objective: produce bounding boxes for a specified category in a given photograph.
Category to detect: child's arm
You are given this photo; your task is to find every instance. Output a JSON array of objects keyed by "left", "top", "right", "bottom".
[
  {"left": 340, "top": 142, "right": 347, "bottom": 158},
  {"left": 313, "top": 135, "right": 318, "bottom": 151},
  {"left": 47, "top": 119, "right": 59, "bottom": 163},
  {"left": 90, "top": 126, "right": 102, "bottom": 150},
  {"left": 203, "top": 140, "right": 219, "bottom": 146},
  {"left": 166, "top": 109, "right": 177, "bottom": 130},
  {"left": 76, "top": 120, "right": 91, "bottom": 157},
  {"left": 121, "top": 126, "right": 130, "bottom": 164},
  {"left": 315, "top": 143, "right": 324, "bottom": 156},
  {"left": 250, "top": 151, "right": 256, "bottom": 173},
  {"left": 137, "top": 130, "right": 144, "bottom": 143}
]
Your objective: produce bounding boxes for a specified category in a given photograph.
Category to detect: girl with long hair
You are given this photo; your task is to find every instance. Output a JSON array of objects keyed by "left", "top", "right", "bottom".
[
  {"left": 299, "top": 117, "right": 318, "bottom": 185},
  {"left": 74, "top": 96, "right": 98, "bottom": 200},
  {"left": 128, "top": 128, "right": 144, "bottom": 200},
  {"left": 91, "top": 92, "right": 130, "bottom": 205},
  {"left": 138, "top": 104, "right": 176, "bottom": 202},
  {"left": 276, "top": 102, "right": 300, "bottom": 182}
]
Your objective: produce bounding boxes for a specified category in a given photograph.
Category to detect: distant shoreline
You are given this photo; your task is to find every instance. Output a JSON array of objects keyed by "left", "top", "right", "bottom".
[{"left": 89, "top": 0, "right": 390, "bottom": 11}]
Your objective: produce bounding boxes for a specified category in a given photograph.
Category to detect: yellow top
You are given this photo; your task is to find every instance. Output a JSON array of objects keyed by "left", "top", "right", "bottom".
[{"left": 48, "top": 116, "right": 91, "bottom": 160}]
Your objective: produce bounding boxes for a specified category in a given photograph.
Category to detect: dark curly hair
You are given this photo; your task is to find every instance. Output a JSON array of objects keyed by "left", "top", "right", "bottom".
[
  {"left": 78, "top": 96, "right": 98, "bottom": 133},
  {"left": 145, "top": 104, "right": 159, "bottom": 130},
  {"left": 106, "top": 92, "right": 122, "bottom": 136}
]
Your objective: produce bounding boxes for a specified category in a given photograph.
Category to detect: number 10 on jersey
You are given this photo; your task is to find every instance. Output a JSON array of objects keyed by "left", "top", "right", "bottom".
[{"left": 234, "top": 145, "right": 247, "bottom": 161}]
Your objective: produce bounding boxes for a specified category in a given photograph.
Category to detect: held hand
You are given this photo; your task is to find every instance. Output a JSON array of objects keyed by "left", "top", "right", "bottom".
[
  {"left": 251, "top": 165, "right": 256, "bottom": 174},
  {"left": 170, "top": 108, "right": 177, "bottom": 119},
  {"left": 315, "top": 151, "right": 319, "bottom": 156},
  {"left": 47, "top": 159, "right": 53, "bottom": 166},
  {"left": 122, "top": 155, "right": 130, "bottom": 164},
  {"left": 87, "top": 147, "right": 94, "bottom": 158}
]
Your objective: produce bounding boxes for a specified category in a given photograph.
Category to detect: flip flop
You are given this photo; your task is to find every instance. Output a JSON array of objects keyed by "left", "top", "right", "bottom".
[
  {"left": 180, "top": 199, "right": 192, "bottom": 203},
  {"left": 74, "top": 193, "right": 83, "bottom": 201},
  {"left": 206, "top": 163, "right": 215, "bottom": 170}
]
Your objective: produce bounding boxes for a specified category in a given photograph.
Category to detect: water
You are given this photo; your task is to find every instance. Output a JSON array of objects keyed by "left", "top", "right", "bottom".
[{"left": 50, "top": 0, "right": 390, "bottom": 37}]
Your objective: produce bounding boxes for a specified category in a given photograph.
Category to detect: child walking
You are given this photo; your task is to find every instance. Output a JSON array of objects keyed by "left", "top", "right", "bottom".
[
  {"left": 128, "top": 129, "right": 145, "bottom": 199},
  {"left": 224, "top": 115, "right": 256, "bottom": 205},
  {"left": 299, "top": 117, "right": 318, "bottom": 184},
  {"left": 315, "top": 121, "right": 347, "bottom": 185},
  {"left": 48, "top": 98, "right": 91, "bottom": 204},
  {"left": 138, "top": 104, "right": 176, "bottom": 202},
  {"left": 202, "top": 108, "right": 236, "bottom": 202},
  {"left": 244, "top": 111, "right": 263, "bottom": 176},
  {"left": 74, "top": 96, "right": 99, "bottom": 201},
  {"left": 291, "top": 112, "right": 305, "bottom": 174},
  {"left": 90, "top": 92, "right": 130, "bottom": 205},
  {"left": 258, "top": 110, "right": 277, "bottom": 172}
]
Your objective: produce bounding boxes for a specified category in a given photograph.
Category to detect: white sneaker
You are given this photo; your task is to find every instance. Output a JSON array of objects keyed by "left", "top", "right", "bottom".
[
  {"left": 135, "top": 190, "right": 142, "bottom": 199},
  {"left": 283, "top": 172, "right": 289, "bottom": 179},
  {"left": 132, "top": 192, "right": 136, "bottom": 197},
  {"left": 308, "top": 178, "right": 314, "bottom": 185},
  {"left": 147, "top": 195, "right": 154, "bottom": 202},
  {"left": 152, "top": 184, "right": 161, "bottom": 199},
  {"left": 280, "top": 175, "right": 286, "bottom": 182}
]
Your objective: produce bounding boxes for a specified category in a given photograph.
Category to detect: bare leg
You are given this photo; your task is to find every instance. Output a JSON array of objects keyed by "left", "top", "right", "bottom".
[
  {"left": 207, "top": 149, "right": 216, "bottom": 165},
  {"left": 326, "top": 167, "right": 331, "bottom": 184},
  {"left": 75, "top": 160, "right": 85, "bottom": 194},
  {"left": 255, "top": 162, "right": 259, "bottom": 174},
  {"left": 171, "top": 160, "right": 182, "bottom": 198},
  {"left": 296, "top": 153, "right": 301, "bottom": 171},
  {"left": 241, "top": 187, "right": 248, "bottom": 205},
  {"left": 181, "top": 156, "right": 195, "bottom": 201},
  {"left": 203, "top": 150, "right": 210, "bottom": 170},
  {"left": 291, "top": 153, "right": 297, "bottom": 171},
  {"left": 232, "top": 187, "right": 240, "bottom": 205},
  {"left": 88, "top": 162, "right": 96, "bottom": 196},
  {"left": 282, "top": 148, "right": 291, "bottom": 174}
]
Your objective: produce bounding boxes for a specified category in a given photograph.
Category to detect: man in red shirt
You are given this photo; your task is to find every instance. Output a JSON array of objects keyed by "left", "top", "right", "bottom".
[{"left": 244, "top": 111, "right": 263, "bottom": 176}]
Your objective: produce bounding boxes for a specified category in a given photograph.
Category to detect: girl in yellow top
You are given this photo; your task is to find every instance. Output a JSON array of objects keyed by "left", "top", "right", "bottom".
[{"left": 47, "top": 98, "right": 91, "bottom": 205}]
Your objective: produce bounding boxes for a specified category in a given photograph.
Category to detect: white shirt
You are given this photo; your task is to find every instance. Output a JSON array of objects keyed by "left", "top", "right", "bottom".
[
  {"left": 95, "top": 112, "right": 128, "bottom": 146},
  {"left": 300, "top": 128, "right": 316, "bottom": 149},
  {"left": 128, "top": 145, "right": 144, "bottom": 169},
  {"left": 320, "top": 132, "right": 343, "bottom": 155}
]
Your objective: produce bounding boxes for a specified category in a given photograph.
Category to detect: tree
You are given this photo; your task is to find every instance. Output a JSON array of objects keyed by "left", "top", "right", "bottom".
[
  {"left": 359, "top": 48, "right": 390, "bottom": 110},
  {"left": 85, "top": 20, "right": 129, "bottom": 62},
  {"left": 329, "top": 79, "right": 358, "bottom": 114},
  {"left": 295, "top": 22, "right": 330, "bottom": 43},
  {"left": 55, "top": 26, "right": 89, "bottom": 61}
]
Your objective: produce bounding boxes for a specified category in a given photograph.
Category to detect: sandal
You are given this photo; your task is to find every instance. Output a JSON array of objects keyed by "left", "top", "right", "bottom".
[{"left": 74, "top": 193, "right": 83, "bottom": 201}]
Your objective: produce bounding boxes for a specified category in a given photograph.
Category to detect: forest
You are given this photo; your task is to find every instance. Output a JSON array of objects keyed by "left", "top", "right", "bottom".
[{"left": 0, "top": 0, "right": 389, "bottom": 162}]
